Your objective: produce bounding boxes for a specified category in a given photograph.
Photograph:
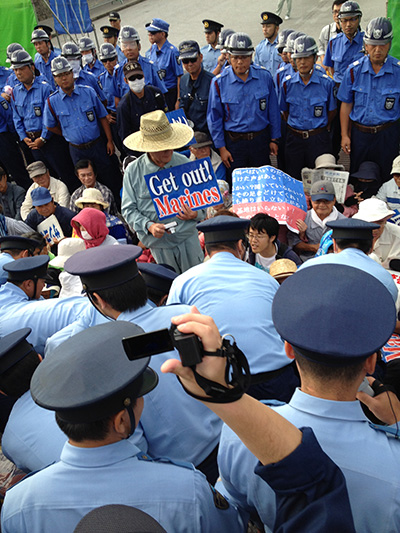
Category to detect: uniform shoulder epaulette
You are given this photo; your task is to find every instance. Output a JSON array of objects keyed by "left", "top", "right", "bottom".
[
  {"left": 322, "top": 74, "right": 330, "bottom": 79},
  {"left": 351, "top": 60, "right": 360, "bottom": 67},
  {"left": 216, "top": 73, "right": 222, "bottom": 79},
  {"left": 396, "top": 60, "right": 400, "bottom": 67},
  {"left": 170, "top": 45, "right": 174, "bottom": 49},
  {"left": 277, "top": 65, "right": 285, "bottom": 72},
  {"left": 284, "top": 74, "right": 292, "bottom": 81},
  {"left": 149, "top": 59, "right": 154, "bottom": 64},
  {"left": 41, "top": 80, "right": 49, "bottom": 85},
  {"left": 260, "top": 65, "right": 267, "bottom": 70}
]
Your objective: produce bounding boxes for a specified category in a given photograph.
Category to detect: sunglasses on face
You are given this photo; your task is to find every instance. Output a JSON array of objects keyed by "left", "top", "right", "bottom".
[
  {"left": 101, "top": 58, "right": 116, "bottom": 63},
  {"left": 128, "top": 74, "right": 144, "bottom": 81},
  {"left": 182, "top": 57, "right": 198, "bottom": 64}
]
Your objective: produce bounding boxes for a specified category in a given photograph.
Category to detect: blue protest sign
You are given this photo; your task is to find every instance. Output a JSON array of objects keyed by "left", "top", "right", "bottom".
[
  {"left": 166, "top": 109, "right": 195, "bottom": 145},
  {"left": 232, "top": 166, "right": 307, "bottom": 232},
  {"left": 144, "top": 157, "right": 223, "bottom": 220}
]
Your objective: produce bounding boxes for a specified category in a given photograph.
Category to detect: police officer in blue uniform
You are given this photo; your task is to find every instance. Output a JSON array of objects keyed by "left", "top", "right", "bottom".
[
  {"left": 112, "top": 26, "right": 167, "bottom": 107},
  {"left": 11, "top": 50, "right": 78, "bottom": 192},
  {"left": 4, "top": 43, "right": 24, "bottom": 91},
  {"left": 0, "top": 235, "right": 39, "bottom": 285},
  {"left": 254, "top": 11, "right": 282, "bottom": 76},
  {"left": 61, "top": 42, "right": 107, "bottom": 106},
  {"left": 200, "top": 19, "right": 223, "bottom": 73},
  {"left": 78, "top": 37, "right": 106, "bottom": 79},
  {"left": 1, "top": 320, "right": 243, "bottom": 533},
  {"left": 100, "top": 25, "right": 125, "bottom": 63},
  {"left": 179, "top": 40, "right": 214, "bottom": 134},
  {"left": 31, "top": 28, "right": 59, "bottom": 90},
  {"left": 33, "top": 24, "right": 62, "bottom": 56},
  {"left": 117, "top": 61, "right": 167, "bottom": 156},
  {"left": 207, "top": 32, "right": 281, "bottom": 183},
  {"left": 280, "top": 35, "right": 336, "bottom": 179},
  {"left": 146, "top": 18, "right": 184, "bottom": 111},
  {"left": 44, "top": 57, "right": 122, "bottom": 204},
  {"left": 338, "top": 17, "right": 400, "bottom": 184}
]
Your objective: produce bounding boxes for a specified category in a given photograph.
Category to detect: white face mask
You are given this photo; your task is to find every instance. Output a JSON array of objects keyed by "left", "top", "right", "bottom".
[
  {"left": 82, "top": 53, "right": 93, "bottom": 66},
  {"left": 80, "top": 230, "right": 93, "bottom": 240},
  {"left": 69, "top": 59, "right": 81, "bottom": 78},
  {"left": 128, "top": 78, "right": 145, "bottom": 93}
]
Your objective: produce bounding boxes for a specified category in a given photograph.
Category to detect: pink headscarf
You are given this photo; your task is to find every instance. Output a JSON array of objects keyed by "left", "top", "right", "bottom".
[{"left": 71, "top": 208, "right": 109, "bottom": 249}]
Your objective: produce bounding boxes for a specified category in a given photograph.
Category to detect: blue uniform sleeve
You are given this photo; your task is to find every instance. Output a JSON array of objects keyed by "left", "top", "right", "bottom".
[
  {"left": 323, "top": 40, "right": 334, "bottom": 67},
  {"left": 207, "top": 78, "right": 226, "bottom": 149},
  {"left": 10, "top": 98, "right": 27, "bottom": 140},
  {"left": 91, "top": 88, "right": 108, "bottom": 119},
  {"left": 43, "top": 95, "right": 58, "bottom": 129},
  {"left": 326, "top": 78, "right": 337, "bottom": 111},
  {"left": 337, "top": 68, "right": 354, "bottom": 103},
  {"left": 255, "top": 427, "right": 356, "bottom": 533},
  {"left": 267, "top": 76, "right": 282, "bottom": 139},
  {"left": 172, "top": 49, "right": 184, "bottom": 77},
  {"left": 279, "top": 79, "right": 289, "bottom": 112}
]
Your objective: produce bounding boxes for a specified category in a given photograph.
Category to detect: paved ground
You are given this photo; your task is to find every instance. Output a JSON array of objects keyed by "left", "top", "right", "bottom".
[{"left": 52, "top": 0, "right": 387, "bottom": 51}]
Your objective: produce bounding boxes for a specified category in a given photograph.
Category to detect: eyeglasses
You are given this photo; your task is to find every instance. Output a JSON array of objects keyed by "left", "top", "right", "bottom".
[
  {"left": 101, "top": 58, "right": 116, "bottom": 63},
  {"left": 182, "top": 57, "right": 198, "bottom": 64},
  {"left": 248, "top": 233, "right": 269, "bottom": 241},
  {"left": 341, "top": 16, "right": 359, "bottom": 23},
  {"left": 127, "top": 74, "right": 144, "bottom": 81}
]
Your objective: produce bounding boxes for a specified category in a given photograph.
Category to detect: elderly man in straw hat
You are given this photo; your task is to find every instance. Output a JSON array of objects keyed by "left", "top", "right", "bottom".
[{"left": 121, "top": 110, "right": 205, "bottom": 273}]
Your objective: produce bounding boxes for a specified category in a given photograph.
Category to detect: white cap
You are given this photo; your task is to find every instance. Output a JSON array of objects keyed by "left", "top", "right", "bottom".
[
  {"left": 49, "top": 238, "right": 86, "bottom": 269},
  {"left": 353, "top": 198, "right": 395, "bottom": 222}
]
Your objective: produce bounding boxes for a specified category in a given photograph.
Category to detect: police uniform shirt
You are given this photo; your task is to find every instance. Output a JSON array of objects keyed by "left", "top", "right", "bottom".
[
  {"left": 99, "top": 69, "right": 117, "bottom": 112},
  {"left": 200, "top": 44, "right": 220, "bottom": 73},
  {"left": 167, "top": 252, "right": 289, "bottom": 375},
  {"left": 207, "top": 64, "right": 281, "bottom": 149},
  {"left": 83, "top": 58, "right": 106, "bottom": 79},
  {"left": 376, "top": 178, "right": 400, "bottom": 211},
  {"left": 149, "top": 40, "right": 184, "bottom": 90},
  {"left": 179, "top": 66, "right": 214, "bottom": 133},
  {"left": 254, "top": 35, "right": 281, "bottom": 76},
  {"left": 75, "top": 69, "right": 107, "bottom": 103},
  {"left": 323, "top": 30, "right": 364, "bottom": 83},
  {"left": 0, "top": 296, "right": 91, "bottom": 354},
  {"left": 0, "top": 96, "right": 15, "bottom": 133},
  {"left": 112, "top": 57, "right": 167, "bottom": 100},
  {"left": 115, "top": 44, "right": 125, "bottom": 64},
  {"left": 44, "top": 85, "right": 108, "bottom": 145},
  {"left": 35, "top": 50, "right": 60, "bottom": 90},
  {"left": 0, "top": 252, "right": 13, "bottom": 286},
  {"left": 0, "top": 66, "right": 11, "bottom": 92},
  {"left": 0, "top": 281, "right": 31, "bottom": 307},
  {"left": 274, "top": 62, "right": 293, "bottom": 95},
  {"left": 280, "top": 69, "right": 336, "bottom": 130},
  {"left": 11, "top": 77, "right": 52, "bottom": 141},
  {"left": 337, "top": 55, "right": 400, "bottom": 126},
  {"left": 117, "top": 85, "right": 167, "bottom": 147},
  {"left": 1, "top": 437, "right": 243, "bottom": 533},
  {"left": 217, "top": 389, "right": 400, "bottom": 532}
]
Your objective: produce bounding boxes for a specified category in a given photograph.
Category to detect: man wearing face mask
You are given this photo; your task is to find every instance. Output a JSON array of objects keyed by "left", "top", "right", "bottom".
[
  {"left": 78, "top": 37, "right": 106, "bottom": 79},
  {"left": 117, "top": 61, "right": 167, "bottom": 156},
  {"left": 61, "top": 42, "right": 107, "bottom": 107}
]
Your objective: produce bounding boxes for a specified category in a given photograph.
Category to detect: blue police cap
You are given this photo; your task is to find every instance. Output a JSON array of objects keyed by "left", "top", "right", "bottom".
[
  {"left": 202, "top": 19, "right": 224, "bottom": 33},
  {"left": 31, "top": 321, "right": 158, "bottom": 423},
  {"left": 0, "top": 328, "right": 34, "bottom": 375},
  {"left": 260, "top": 12, "right": 283, "bottom": 25},
  {"left": 197, "top": 215, "right": 250, "bottom": 244},
  {"left": 100, "top": 25, "right": 119, "bottom": 38},
  {"left": 178, "top": 40, "right": 200, "bottom": 59},
  {"left": 4, "top": 255, "right": 49, "bottom": 282},
  {"left": 64, "top": 244, "right": 142, "bottom": 292},
  {"left": 326, "top": 219, "right": 379, "bottom": 240},
  {"left": 0, "top": 235, "right": 39, "bottom": 253},
  {"left": 31, "top": 187, "right": 52, "bottom": 206},
  {"left": 145, "top": 18, "right": 169, "bottom": 33},
  {"left": 138, "top": 263, "right": 178, "bottom": 294},
  {"left": 272, "top": 264, "right": 396, "bottom": 364},
  {"left": 75, "top": 505, "right": 166, "bottom": 533}
]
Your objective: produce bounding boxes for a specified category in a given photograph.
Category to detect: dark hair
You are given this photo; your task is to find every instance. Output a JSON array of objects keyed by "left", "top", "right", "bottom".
[
  {"left": 0, "top": 166, "right": 7, "bottom": 177},
  {"left": 146, "top": 287, "right": 167, "bottom": 307},
  {"left": 213, "top": 210, "right": 238, "bottom": 218},
  {"left": 250, "top": 213, "right": 279, "bottom": 239},
  {"left": 56, "top": 413, "right": 113, "bottom": 442},
  {"left": 332, "top": 0, "right": 346, "bottom": 8},
  {"left": 0, "top": 351, "right": 40, "bottom": 397},
  {"left": 335, "top": 238, "right": 373, "bottom": 255},
  {"left": 93, "top": 274, "right": 148, "bottom": 313},
  {"left": 21, "top": 231, "right": 47, "bottom": 254},
  {"left": 294, "top": 350, "right": 366, "bottom": 385},
  {"left": 205, "top": 240, "right": 239, "bottom": 256},
  {"left": 74, "top": 159, "right": 97, "bottom": 176},
  {"left": 4, "top": 248, "right": 30, "bottom": 259}
]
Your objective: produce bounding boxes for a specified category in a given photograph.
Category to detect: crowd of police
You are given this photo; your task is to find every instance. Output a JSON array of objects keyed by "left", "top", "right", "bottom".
[{"left": 0, "top": 2, "right": 399, "bottom": 532}]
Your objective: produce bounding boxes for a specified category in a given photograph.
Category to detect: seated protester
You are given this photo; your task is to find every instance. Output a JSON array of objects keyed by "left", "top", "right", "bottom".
[
  {"left": 0, "top": 167, "right": 25, "bottom": 220},
  {"left": 376, "top": 155, "right": 400, "bottom": 213},
  {"left": 247, "top": 213, "right": 302, "bottom": 271},
  {"left": 20, "top": 162, "right": 70, "bottom": 221},
  {"left": 314, "top": 154, "right": 358, "bottom": 217},
  {"left": 288, "top": 180, "right": 345, "bottom": 262},
  {"left": 71, "top": 208, "right": 119, "bottom": 248},
  {"left": 0, "top": 205, "right": 36, "bottom": 237},
  {"left": 206, "top": 181, "right": 231, "bottom": 219},
  {"left": 189, "top": 131, "right": 226, "bottom": 181},
  {"left": 25, "top": 187, "right": 75, "bottom": 238},
  {"left": 75, "top": 188, "right": 130, "bottom": 243},
  {"left": 117, "top": 60, "right": 167, "bottom": 157},
  {"left": 49, "top": 238, "right": 85, "bottom": 299},
  {"left": 353, "top": 198, "right": 400, "bottom": 270},
  {"left": 350, "top": 161, "right": 381, "bottom": 203},
  {"left": 69, "top": 159, "right": 118, "bottom": 215},
  {"left": 41, "top": 267, "right": 61, "bottom": 299},
  {"left": 137, "top": 262, "right": 178, "bottom": 306},
  {"left": 269, "top": 258, "right": 297, "bottom": 284}
]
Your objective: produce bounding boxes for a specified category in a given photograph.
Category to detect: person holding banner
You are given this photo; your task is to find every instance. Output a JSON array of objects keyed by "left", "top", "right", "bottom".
[{"left": 122, "top": 110, "right": 204, "bottom": 274}]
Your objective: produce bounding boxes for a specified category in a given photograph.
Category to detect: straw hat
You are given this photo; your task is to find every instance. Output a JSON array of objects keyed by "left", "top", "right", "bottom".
[
  {"left": 123, "top": 110, "right": 194, "bottom": 152},
  {"left": 75, "top": 188, "right": 109, "bottom": 210},
  {"left": 269, "top": 258, "right": 297, "bottom": 281}
]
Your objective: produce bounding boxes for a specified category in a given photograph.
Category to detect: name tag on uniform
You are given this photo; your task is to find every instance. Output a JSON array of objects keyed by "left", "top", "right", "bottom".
[
  {"left": 314, "top": 106, "right": 323, "bottom": 117},
  {"left": 34, "top": 105, "right": 42, "bottom": 116},
  {"left": 259, "top": 98, "right": 266, "bottom": 111},
  {"left": 158, "top": 69, "right": 166, "bottom": 80},
  {"left": 86, "top": 110, "right": 95, "bottom": 122},
  {"left": 385, "top": 97, "right": 395, "bottom": 110}
]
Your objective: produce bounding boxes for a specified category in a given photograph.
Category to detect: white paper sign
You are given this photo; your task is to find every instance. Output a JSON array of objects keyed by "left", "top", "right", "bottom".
[{"left": 37, "top": 214, "right": 65, "bottom": 245}]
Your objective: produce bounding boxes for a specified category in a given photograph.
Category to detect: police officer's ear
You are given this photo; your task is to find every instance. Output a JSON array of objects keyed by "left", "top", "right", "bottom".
[
  {"left": 20, "top": 249, "right": 30, "bottom": 259},
  {"left": 284, "top": 341, "right": 296, "bottom": 360},
  {"left": 199, "top": 53, "right": 203, "bottom": 62},
  {"left": 137, "top": 42, "right": 141, "bottom": 52},
  {"left": 364, "top": 352, "right": 378, "bottom": 375},
  {"left": 111, "top": 409, "right": 131, "bottom": 437}
]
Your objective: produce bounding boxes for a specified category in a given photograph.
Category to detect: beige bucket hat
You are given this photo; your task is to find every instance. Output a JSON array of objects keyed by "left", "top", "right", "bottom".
[
  {"left": 75, "top": 188, "right": 109, "bottom": 210},
  {"left": 123, "top": 110, "right": 194, "bottom": 152}
]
